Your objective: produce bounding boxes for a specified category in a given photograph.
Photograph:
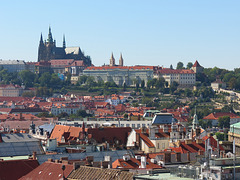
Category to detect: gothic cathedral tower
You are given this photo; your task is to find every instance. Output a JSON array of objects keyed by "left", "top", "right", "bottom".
[
  {"left": 119, "top": 53, "right": 123, "bottom": 66},
  {"left": 110, "top": 53, "right": 115, "bottom": 66},
  {"left": 38, "top": 33, "right": 46, "bottom": 62}
]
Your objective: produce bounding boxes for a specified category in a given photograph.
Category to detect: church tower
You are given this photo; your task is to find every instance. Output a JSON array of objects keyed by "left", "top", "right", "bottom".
[
  {"left": 63, "top": 34, "right": 66, "bottom": 49},
  {"left": 45, "top": 26, "right": 56, "bottom": 61},
  {"left": 119, "top": 53, "right": 123, "bottom": 66},
  {"left": 38, "top": 33, "right": 46, "bottom": 62},
  {"left": 110, "top": 53, "right": 115, "bottom": 66},
  {"left": 191, "top": 107, "right": 201, "bottom": 139}
]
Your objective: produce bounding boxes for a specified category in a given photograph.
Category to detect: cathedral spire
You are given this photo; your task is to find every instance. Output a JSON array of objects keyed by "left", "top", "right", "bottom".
[
  {"left": 110, "top": 52, "right": 115, "bottom": 66},
  {"left": 63, "top": 34, "right": 66, "bottom": 48},
  {"left": 39, "top": 33, "right": 44, "bottom": 46},
  {"left": 119, "top": 53, "right": 123, "bottom": 66},
  {"left": 47, "top": 26, "right": 53, "bottom": 43}
]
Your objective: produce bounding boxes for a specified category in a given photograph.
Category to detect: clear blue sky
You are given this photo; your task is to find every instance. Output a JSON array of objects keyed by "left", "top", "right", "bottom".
[{"left": 0, "top": 0, "right": 239, "bottom": 70}]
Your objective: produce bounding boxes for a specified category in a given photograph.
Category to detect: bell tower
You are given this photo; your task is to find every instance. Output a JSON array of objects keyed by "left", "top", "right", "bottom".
[{"left": 110, "top": 53, "right": 115, "bottom": 66}]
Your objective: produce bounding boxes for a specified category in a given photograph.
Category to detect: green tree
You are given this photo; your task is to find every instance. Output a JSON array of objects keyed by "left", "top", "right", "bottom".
[
  {"left": 141, "top": 80, "right": 145, "bottom": 88},
  {"left": 155, "top": 77, "right": 165, "bottom": 89},
  {"left": 176, "top": 62, "right": 184, "bottom": 69},
  {"left": 215, "top": 132, "right": 225, "bottom": 141},
  {"left": 76, "top": 110, "right": 91, "bottom": 118},
  {"left": 184, "top": 88, "right": 192, "bottom": 97},
  {"left": 170, "top": 81, "right": 178, "bottom": 94},
  {"left": 136, "top": 82, "right": 139, "bottom": 91},
  {"left": 57, "top": 112, "right": 69, "bottom": 118},
  {"left": 78, "top": 75, "right": 88, "bottom": 84},
  {"left": 229, "top": 77, "right": 237, "bottom": 89},
  {"left": 170, "top": 64, "right": 173, "bottom": 69},
  {"left": 86, "top": 76, "right": 96, "bottom": 87},
  {"left": 186, "top": 62, "right": 193, "bottom": 69},
  {"left": 123, "top": 82, "right": 127, "bottom": 91},
  {"left": 19, "top": 70, "right": 36, "bottom": 88},
  {"left": 218, "top": 116, "right": 230, "bottom": 128},
  {"left": 66, "top": 72, "right": 71, "bottom": 85},
  {"left": 39, "top": 72, "right": 51, "bottom": 87},
  {"left": 50, "top": 73, "right": 62, "bottom": 88}
]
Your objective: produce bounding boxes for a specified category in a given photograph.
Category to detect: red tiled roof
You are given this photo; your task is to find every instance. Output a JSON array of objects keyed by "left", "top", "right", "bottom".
[
  {"left": 0, "top": 97, "right": 31, "bottom": 102},
  {"left": 112, "top": 157, "right": 162, "bottom": 169},
  {"left": 192, "top": 60, "right": 201, "bottom": 67},
  {"left": 94, "top": 102, "right": 109, "bottom": 107},
  {"left": 158, "top": 68, "right": 195, "bottom": 74},
  {"left": 50, "top": 59, "right": 75, "bottom": 66},
  {"left": 69, "top": 60, "right": 85, "bottom": 67},
  {"left": 139, "top": 133, "right": 155, "bottom": 148},
  {"left": 202, "top": 136, "right": 224, "bottom": 151},
  {"left": 0, "top": 159, "right": 39, "bottom": 180},
  {"left": 19, "top": 161, "right": 73, "bottom": 180},
  {"left": 50, "top": 125, "right": 85, "bottom": 142},
  {"left": 88, "top": 127, "right": 131, "bottom": 145},
  {"left": 203, "top": 112, "right": 240, "bottom": 120},
  {"left": 0, "top": 119, "right": 53, "bottom": 130},
  {"left": 114, "top": 104, "right": 126, "bottom": 112}
]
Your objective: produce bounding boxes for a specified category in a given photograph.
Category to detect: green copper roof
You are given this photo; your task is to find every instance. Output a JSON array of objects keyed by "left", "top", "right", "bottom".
[{"left": 230, "top": 122, "right": 240, "bottom": 128}]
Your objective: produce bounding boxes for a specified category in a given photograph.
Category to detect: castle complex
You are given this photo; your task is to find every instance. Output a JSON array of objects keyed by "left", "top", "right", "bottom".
[{"left": 37, "top": 27, "right": 91, "bottom": 66}]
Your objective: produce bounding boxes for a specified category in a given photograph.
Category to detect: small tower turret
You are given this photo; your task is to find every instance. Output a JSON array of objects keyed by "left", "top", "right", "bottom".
[
  {"left": 119, "top": 53, "right": 123, "bottom": 66},
  {"left": 63, "top": 34, "right": 66, "bottom": 49},
  {"left": 47, "top": 26, "right": 53, "bottom": 44},
  {"left": 38, "top": 33, "right": 46, "bottom": 62},
  {"left": 110, "top": 53, "right": 115, "bottom": 66},
  {"left": 192, "top": 106, "right": 199, "bottom": 130}
]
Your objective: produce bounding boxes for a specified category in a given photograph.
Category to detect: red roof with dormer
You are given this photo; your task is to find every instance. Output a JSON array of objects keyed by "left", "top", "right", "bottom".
[
  {"left": 112, "top": 157, "right": 163, "bottom": 169},
  {"left": 158, "top": 68, "right": 195, "bottom": 74}
]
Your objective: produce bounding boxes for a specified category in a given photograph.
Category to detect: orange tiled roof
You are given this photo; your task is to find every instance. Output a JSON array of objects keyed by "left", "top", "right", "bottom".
[
  {"left": 203, "top": 112, "right": 240, "bottom": 120},
  {"left": 112, "top": 157, "right": 162, "bottom": 169},
  {"left": 50, "top": 125, "right": 85, "bottom": 142}
]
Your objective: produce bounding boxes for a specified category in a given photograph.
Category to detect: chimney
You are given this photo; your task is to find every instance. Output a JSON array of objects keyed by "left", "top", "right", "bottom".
[
  {"left": 104, "top": 156, "right": 112, "bottom": 168},
  {"left": 149, "top": 126, "right": 155, "bottom": 139},
  {"left": 48, "top": 158, "right": 53, "bottom": 162},
  {"left": 198, "top": 150, "right": 203, "bottom": 156},
  {"left": 73, "top": 162, "right": 83, "bottom": 170},
  {"left": 86, "top": 156, "right": 94, "bottom": 164},
  {"left": 187, "top": 152, "right": 191, "bottom": 162},
  {"left": 123, "top": 154, "right": 131, "bottom": 161},
  {"left": 60, "top": 157, "right": 68, "bottom": 161},
  {"left": 20, "top": 113, "right": 23, "bottom": 120},
  {"left": 140, "top": 156, "right": 146, "bottom": 168},
  {"left": 196, "top": 139, "right": 203, "bottom": 144},
  {"left": 176, "top": 152, "right": 181, "bottom": 162},
  {"left": 185, "top": 139, "right": 193, "bottom": 145},
  {"left": 32, "top": 151, "right": 36, "bottom": 160}
]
